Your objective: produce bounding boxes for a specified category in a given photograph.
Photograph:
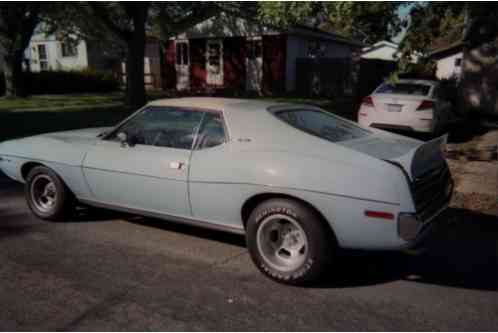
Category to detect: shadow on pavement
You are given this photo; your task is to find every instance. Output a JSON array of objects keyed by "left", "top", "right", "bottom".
[
  {"left": 318, "top": 207, "right": 498, "bottom": 291},
  {"left": 128, "top": 217, "right": 247, "bottom": 248},
  {"left": 1, "top": 179, "right": 495, "bottom": 291}
]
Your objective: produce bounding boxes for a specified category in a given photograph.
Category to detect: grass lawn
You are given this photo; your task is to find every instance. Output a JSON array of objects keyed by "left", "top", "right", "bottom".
[
  {"left": 0, "top": 93, "right": 132, "bottom": 142},
  {"left": 0, "top": 93, "right": 123, "bottom": 112}
]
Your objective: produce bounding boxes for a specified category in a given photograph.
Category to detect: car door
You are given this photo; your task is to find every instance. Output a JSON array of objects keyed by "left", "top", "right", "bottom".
[
  {"left": 82, "top": 106, "right": 203, "bottom": 217},
  {"left": 187, "top": 111, "right": 236, "bottom": 226}
]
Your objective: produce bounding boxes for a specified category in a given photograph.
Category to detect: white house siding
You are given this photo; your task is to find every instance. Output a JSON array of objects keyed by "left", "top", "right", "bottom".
[
  {"left": 285, "top": 35, "right": 352, "bottom": 92},
  {"left": 27, "top": 33, "right": 88, "bottom": 72},
  {"left": 435, "top": 52, "right": 463, "bottom": 80},
  {"left": 361, "top": 45, "right": 398, "bottom": 61}
]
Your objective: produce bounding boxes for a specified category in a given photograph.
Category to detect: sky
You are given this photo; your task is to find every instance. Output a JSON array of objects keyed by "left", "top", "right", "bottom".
[{"left": 393, "top": 2, "right": 416, "bottom": 43}]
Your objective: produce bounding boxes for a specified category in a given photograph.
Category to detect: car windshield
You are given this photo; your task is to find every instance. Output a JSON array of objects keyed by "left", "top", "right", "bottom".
[
  {"left": 376, "top": 83, "right": 432, "bottom": 96},
  {"left": 274, "top": 109, "right": 371, "bottom": 142}
]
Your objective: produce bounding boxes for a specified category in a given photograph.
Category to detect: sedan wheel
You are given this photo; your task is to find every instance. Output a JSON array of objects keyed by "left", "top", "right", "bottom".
[
  {"left": 247, "top": 198, "right": 336, "bottom": 285},
  {"left": 257, "top": 214, "right": 308, "bottom": 272},
  {"left": 30, "top": 174, "right": 58, "bottom": 213},
  {"left": 25, "top": 166, "right": 75, "bottom": 221}
]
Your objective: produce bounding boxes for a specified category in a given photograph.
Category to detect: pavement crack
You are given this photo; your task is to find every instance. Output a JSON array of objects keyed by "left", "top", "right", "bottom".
[
  {"left": 57, "top": 290, "right": 129, "bottom": 331},
  {"left": 211, "top": 249, "right": 248, "bottom": 267}
]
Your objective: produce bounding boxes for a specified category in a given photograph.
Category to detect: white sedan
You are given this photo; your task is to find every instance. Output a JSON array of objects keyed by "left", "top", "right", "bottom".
[
  {"left": 358, "top": 79, "right": 452, "bottom": 134},
  {"left": 0, "top": 98, "right": 453, "bottom": 285}
]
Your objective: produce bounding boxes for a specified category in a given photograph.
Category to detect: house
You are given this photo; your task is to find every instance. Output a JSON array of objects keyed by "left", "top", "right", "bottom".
[
  {"left": 24, "top": 27, "right": 121, "bottom": 75},
  {"left": 26, "top": 32, "right": 90, "bottom": 72},
  {"left": 429, "top": 41, "right": 463, "bottom": 80},
  {"left": 163, "top": 13, "right": 362, "bottom": 94},
  {"left": 24, "top": 29, "right": 165, "bottom": 90},
  {"left": 119, "top": 37, "right": 166, "bottom": 90},
  {"left": 361, "top": 41, "right": 400, "bottom": 61}
]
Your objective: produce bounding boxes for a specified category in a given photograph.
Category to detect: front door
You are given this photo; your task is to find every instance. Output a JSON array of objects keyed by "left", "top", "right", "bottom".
[
  {"left": 245, "top": 38, "right": 263, "bottom": 92},
  {"left": 206, "top": 39, "right": 223, "bottom": 86},
  {"left": 175, "top": 40, "right": 190, "bottom": 90},
  {"left": 82, "top": 106, "right": 204, "bottom": 217}
]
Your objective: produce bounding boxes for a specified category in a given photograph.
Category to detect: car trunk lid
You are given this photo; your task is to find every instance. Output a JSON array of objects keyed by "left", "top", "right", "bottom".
[{"left": 338, "top": 133, "right": 448, "bottom": 180}]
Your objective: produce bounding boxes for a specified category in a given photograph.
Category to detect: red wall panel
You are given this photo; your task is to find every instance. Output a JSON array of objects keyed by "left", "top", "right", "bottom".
[
  {"left": 163, "top": 40, "right": 176, "bottom": 90},
  {"left": 223, "top": 37, "right": 246, "bottom": 90},
  {"left": 262, "top": 35, "right": 287, "bottom": 94},
  {"left": 190, "top": 39, "right": 207, "bottom": 90}
]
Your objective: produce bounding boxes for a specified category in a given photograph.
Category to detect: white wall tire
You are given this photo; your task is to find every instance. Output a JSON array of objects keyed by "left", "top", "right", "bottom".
[{"left": 246, "top": 198, "right": 336, "bottom": 285}]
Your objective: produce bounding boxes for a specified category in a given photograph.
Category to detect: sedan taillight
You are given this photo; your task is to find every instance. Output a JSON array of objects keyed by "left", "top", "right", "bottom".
[
  {"left": 362, "top": 96, "right": 374, "bottom": 107},
  {"left": 416, "top": 100, "right": 434, "bottom": 111}
]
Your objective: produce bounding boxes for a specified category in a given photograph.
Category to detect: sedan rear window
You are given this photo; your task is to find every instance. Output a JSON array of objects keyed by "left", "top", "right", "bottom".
[
  {"left": 274, "top": 109, "right": 370, "bottom": 142},
  {"left": 376, "top": 83, "right": 432, "bottom": 96}
]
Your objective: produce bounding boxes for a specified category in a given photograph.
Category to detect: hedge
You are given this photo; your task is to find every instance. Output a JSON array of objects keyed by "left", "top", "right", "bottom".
[{"left": 0, "top": 68, "right": 120, "bottom": 95}]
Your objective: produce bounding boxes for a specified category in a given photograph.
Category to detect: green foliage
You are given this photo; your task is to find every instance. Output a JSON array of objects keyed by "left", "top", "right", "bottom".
[
  {"left": 398, "top": 2, "right": 465, "bottom": 70},
  {"left": 258, "top": 2, "right": 405, "bottom": 44}
]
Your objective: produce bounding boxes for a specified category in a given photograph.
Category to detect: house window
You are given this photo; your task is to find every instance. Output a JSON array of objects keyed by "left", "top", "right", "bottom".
[
  {"left": 207, "top": 42, "right": 221, "bottom": 73},
  {"left": 455, "top": 58, "right": 462, "bottom": 67},
  {"left": 176, "top": 42, "right": 189, "bottom": 66},
  {"left": 307, "top": 41, "right": 326, "bottom": 58},
  {"left": 61, "top": 42, "right": 78, "bottom": 57},
  {"left": 246, "top": 39, "right": 262, "bottom": 59},
  {"left": 37, "top": 44, "right": 48, "bottom": 70}
]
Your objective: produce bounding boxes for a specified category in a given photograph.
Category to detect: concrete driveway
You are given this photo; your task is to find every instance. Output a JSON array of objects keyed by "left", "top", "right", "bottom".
[{"left": 1, "top": 176, "right": 497, "bottom": 331}]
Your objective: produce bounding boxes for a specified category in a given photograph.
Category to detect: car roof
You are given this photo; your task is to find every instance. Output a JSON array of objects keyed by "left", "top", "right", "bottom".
[
  {"left": 147, "top": 97, "right": 282, "bottom": 113},
  {"left": 391, "top": 79, "right": 438, "bottom": 86}
]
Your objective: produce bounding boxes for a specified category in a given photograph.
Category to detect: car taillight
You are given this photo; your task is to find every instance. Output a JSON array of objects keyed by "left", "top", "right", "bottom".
[
  {"left": 417, "top": 100, "right": 434, "bottom": 111},
  {"left": 362, "top": 96, "right": 374, "bottom": 107}
]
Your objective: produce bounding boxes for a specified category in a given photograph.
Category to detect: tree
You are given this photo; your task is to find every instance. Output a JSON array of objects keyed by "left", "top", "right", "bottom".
[
  {"left": 0, "top": 3, "right": 41, "bottom": 97},
  {"left": 258, "top": 2, "right": 406, "bottom": 45},
  {"left": 397, "top": 2, "right": 465, "bottom": 72},
  {"left": 55, "top": 2, "right": 227, "bottom": 109}
]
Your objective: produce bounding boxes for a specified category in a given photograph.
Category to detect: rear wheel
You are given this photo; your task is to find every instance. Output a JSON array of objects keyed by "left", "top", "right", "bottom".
[
  {"left": 25, "top": 166, "right": 75, "bottom": 221},
  {"left": 246, "top": 198, "right": 336, "bottom": 285}
]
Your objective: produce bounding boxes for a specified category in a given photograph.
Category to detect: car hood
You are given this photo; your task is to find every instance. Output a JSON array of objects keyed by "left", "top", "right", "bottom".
[
  {"left": 0, "top": 127, "right": 112, "bottom": 166},
  {"left": 42, "top": 127, "right": 111, "bottom": 145}
]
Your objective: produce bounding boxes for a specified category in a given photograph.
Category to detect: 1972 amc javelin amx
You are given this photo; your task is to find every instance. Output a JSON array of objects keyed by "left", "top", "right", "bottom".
[{"left": 0, "top": 98, "right": 453, "bottom": 284}]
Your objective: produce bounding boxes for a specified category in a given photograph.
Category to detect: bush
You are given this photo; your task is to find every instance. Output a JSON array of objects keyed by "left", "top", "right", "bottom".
[
  {"left": 26, "top": 68, "right": 120, "bottom": 94},
  {"left": 0, "top": 68, "right": 120, "bottom": 96}
]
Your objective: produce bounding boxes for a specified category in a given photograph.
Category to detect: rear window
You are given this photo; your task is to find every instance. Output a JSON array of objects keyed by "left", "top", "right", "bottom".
[
  {"left": 274, "top": 109, "right": 370, "bottom": 142},
  {"left": 376, "top": 83, "right": 432, "bottom": 96}
]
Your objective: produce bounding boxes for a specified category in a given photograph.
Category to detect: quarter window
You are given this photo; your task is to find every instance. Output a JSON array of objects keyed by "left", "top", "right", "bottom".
[
  {"left": 108, "top": 106, "right": 203, "bottom": 150},
  {"left": 274, "top": 108, "right": 370, "bottom": 142},
  {"left": 195, "top": 112, "right": 226, "bottom": 149}
]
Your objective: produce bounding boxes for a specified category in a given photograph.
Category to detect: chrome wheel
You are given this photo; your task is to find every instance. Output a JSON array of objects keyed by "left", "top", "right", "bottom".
[
  {"left": 30, "top": 174, "right": 57, "bottom": 213},
  {"left": 256, "top": 214, "right": 308, "bottom": 272}
]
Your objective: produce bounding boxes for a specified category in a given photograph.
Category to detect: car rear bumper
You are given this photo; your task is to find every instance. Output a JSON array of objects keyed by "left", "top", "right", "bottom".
[
  {"left": 397, "top": 178, "right": 454, "bottom": 250},
  {"left": 358, "top": 106, "right": 434, "bottom": 133}
]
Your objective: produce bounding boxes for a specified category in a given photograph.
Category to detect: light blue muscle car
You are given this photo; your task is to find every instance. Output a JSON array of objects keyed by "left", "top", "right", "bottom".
[{"left": 0, "top": 98, "right": 453, "bottom": 284}]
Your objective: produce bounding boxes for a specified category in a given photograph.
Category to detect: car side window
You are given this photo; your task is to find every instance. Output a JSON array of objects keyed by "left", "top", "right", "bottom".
[
  {"left": 194, "top": 112, "right": 226, "bottom": 150},
  {"left": 107, "top": 106, "right": 203, "bottom": 150}
]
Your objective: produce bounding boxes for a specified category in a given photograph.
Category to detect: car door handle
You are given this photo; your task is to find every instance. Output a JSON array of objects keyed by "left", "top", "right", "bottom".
[{"left": 169, "top": 161, "right": 186, "bottom": 170}]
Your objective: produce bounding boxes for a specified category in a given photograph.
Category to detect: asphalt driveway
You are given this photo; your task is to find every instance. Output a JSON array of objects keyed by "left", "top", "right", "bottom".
[{"left": 1, "top": 174, "right": 497, "bottom": 331}]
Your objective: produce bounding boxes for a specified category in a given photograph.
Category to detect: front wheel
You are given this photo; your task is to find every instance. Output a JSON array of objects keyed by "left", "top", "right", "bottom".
[
  {"left": 25, "top": 166, "right": 75, "bottom": 221},
  {"left": 246, "top": 198, "right": 336, "bottom": 285}
]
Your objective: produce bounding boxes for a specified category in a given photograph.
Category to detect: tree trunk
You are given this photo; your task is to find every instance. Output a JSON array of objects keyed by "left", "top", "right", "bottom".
[
  {"left": 3, "top": 49, "right": 27, "bottom": 98},
  {"left": 125, "top": 13, "right": 146, "bottom": 109}
]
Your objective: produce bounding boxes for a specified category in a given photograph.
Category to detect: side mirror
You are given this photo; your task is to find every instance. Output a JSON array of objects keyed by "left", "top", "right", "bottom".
[{"left": 117, "top": 132, "right": 136, "bottom": 148}]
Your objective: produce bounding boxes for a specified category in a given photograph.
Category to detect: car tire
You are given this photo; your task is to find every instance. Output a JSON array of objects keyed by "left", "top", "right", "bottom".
[
  {"left": 25, "top": 166, "right": 75, "bottom": 221},
  {"left": 246, "top": 198, "right": 336, "bottom": 285}
]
